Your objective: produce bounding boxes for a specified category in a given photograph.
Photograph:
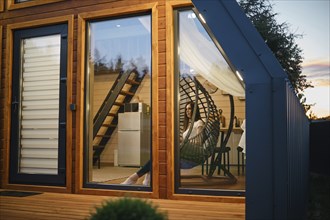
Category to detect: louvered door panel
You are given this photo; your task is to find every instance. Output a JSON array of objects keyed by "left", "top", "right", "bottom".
[{"left": 19, "top": 35, "right": 61, "bottom": 175}]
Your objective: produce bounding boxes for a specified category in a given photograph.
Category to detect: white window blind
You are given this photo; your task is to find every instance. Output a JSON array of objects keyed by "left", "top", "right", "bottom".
[{"left": 19, "top": 35, "right": 61, "bottom": 175}]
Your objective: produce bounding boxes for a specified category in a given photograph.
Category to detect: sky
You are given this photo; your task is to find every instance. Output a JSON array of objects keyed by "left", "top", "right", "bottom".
[{"left": 271, "top": 0, "right": 330, "bottom": 118}]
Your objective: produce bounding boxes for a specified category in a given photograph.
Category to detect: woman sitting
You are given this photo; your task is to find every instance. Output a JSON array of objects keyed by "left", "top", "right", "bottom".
[{"left": 121, "top": 101, "right": 204, "bottom": 185}]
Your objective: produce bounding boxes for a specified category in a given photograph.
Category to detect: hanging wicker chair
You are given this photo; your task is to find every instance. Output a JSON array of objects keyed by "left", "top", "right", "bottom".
[{"left": 179, "top": 76, "right": 220, "bottom": 169}]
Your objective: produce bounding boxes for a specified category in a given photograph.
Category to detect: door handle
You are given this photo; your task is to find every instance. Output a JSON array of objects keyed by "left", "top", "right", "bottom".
[{"left": 11, "top": 96, "right": 19, "bottom": 112}]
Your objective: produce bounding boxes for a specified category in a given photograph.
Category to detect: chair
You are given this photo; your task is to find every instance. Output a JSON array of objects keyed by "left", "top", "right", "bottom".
[
  {"left": 209, "top": 93, "right": 236, "bottom": 180},
  {"left": 218, "top": 146, "right": 231, "bottom": 175},
  {"left": 202, "top": 131, "right": 231, "bottom": 176},
  {"left": 237, "top": 146, "right": 245, "bottom": 175},
  {"left": 179, "top": 76, "right": 236, "bottom": 183},
  {"left": 179, "top": 76, "right": 220, "bottom": 168}
]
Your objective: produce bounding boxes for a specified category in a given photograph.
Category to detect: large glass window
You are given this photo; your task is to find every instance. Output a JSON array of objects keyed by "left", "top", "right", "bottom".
[
  {"left": 175, "top": 9, "right": 246, "bottom": 195},
  {"left": 84, "top": 14, "right": 152, "bottom": 189}
]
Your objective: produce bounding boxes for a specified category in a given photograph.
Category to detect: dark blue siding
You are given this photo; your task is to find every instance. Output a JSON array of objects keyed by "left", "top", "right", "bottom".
[
  {"left": 191, "top": 1, "right": 310, "bottom": 219},
  {"left": 273, "top": 78, "right": 309, "bottom": 220},
  {"left": 285, "top": 81, "right": 309, "bottom": 220}
]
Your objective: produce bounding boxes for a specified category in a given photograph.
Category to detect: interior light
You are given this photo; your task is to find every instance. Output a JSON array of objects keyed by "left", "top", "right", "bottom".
[
  {"left": 116, "top": 24, "right": 121, "bottom": 28},
  {"left": 199, "top": 13, "right": 206, "bottom": 23},
  {"left": 236, "top": 70, "right": 244, "bottom": 81},
  {"left": 188, "top": 13, "right": 196, "bottom": 19}
]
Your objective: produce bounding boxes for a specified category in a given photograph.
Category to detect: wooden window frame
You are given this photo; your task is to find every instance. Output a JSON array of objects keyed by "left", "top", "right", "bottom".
[
  {"left": 7, "top": 0, "right": 65, "bottom": 10},
  {"left": 0, "top": 26, "right": 2, "bottom": 89},
  {"left": 76, "top": 3, "right": 159, "bottom": 198},
  {"left": 3, "top": 15, "right": 73, "bottom": 193}
]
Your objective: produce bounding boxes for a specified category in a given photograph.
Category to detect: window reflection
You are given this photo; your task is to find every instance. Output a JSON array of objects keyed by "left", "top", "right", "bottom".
[
  {"left": 176, "top": 10, "right": 246, "bottom": 193},
  {"left": 85, "top": 15, "right": 152, "bottom": 187}
]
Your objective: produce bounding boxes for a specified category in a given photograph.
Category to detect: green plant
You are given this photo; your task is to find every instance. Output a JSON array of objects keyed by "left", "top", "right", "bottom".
[
  {"left": 89, "top": 197, "right": 167, "bottom": 220},
  {"left": 308, "top": 173, "right": 330, "bottom": 220}
]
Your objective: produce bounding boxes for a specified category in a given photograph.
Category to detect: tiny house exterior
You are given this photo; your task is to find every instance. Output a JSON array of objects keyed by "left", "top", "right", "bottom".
[{"left": 0, "top": 0, "right": 310, "bottom": 219}]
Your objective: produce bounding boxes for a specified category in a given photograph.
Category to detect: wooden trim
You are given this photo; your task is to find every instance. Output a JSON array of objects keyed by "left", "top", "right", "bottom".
[
  {"left": 75, "top": 3, "right": 159, "bottom": 198},
  {"left": 165, "top": 0, "right": 192, "bottom": 201},
  {"left": 3, "top": 22, "right": 14, "bottom": 190},
  {"left": 3, "top": 15, "right": 74, "bottom": 193},
  {"left": 0, "top": 0, "right": 4, "bottom": 12},
  {"left": 6, "top": 14, "right": 73, "bottom": 30},
  {"left": 78, "top": 2, "right": 157, "bottom": 20},
  {"left": 0, "top": 25, "right": 2, "bottom": 89},
  {"left": 165, "top": 1, "right": 246, "bottom": 203},
  {"left": 166, "top": 193, "right": 245, "bottom": 203},
  {"left": 151, "top": 1, "right": 160, "bottom": 199},
  {"left": 0, "top": 25, "right": 3, "bottom": 188},
  {"left": 75, "top": 14, "right": 85, "bottom": 194},
  {"left": 0, "top": 184, "right": 73, "bottom": 194},
  {"left": 165, "top": 1, "right": 175, "bottom": 200},
  {"left": 7, "top": 0, "right": 65, "bottom": 10},
  {"left": 65, "top": 14, "right": 74, "bottom": 193}
]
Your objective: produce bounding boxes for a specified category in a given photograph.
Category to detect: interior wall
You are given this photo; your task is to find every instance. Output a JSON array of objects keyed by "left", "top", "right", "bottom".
[
  {"left": 93, "top": 74, "right": 245, "bottom": 165},
  {"left": 93, "top": 74, "right": 151, "bottom": 164}
]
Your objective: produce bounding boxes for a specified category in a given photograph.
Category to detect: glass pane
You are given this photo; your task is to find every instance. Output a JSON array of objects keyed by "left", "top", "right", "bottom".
[
  {"left": 19, "top": 35, "right": 61, "bottom": 175},
  {"left": 175, "top": 10, "right": 246, "bottom": 193},
  {"left": 85, "top": 15, "right": 152, "bottom": 187}
]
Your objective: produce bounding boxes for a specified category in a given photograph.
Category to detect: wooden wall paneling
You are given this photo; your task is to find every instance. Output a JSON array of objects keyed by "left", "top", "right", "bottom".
[
  {"left": 151, "top": 0, "right": 160, "bottom": 199},
  {"left": 76, "top": 2, "right": 160, "bottom": 198},
  {"left": 0, "top": 0, "right": 4, "bottom": 12},
  {"left": 3, "top": 23, "right": 14, "bottom": 190},
  {"left": 0, "top": 25, "right": 3, "bottom": 189},
  {"left": 75, "top": 14, "right": 85, "bottom": 194},
  {"left": 2, "top": 1, "right": 149, "bottom": 23},
  {"left": 65, "top": 14, "right": 74, "bottom": 193},
  {"left": 0, "top": 0, "right": 246, "bottom": 202},
  {"left": 165, "top": 0, "right": 173, "bottom": 201},
  {"left": 3, "top": 15, "right": 74, "bottom": 193},
  {"left": 165, "top": 0, "right": 191, "bottom": 201}
]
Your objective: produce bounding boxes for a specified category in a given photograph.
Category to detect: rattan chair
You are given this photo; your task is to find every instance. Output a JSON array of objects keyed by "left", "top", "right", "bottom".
[{"left": 179, "top": 75, "right": 236, "bottom": 183}]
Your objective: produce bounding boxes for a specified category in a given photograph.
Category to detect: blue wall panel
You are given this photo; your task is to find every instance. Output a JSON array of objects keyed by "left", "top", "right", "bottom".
[{"left": 191, "top": 1, "right": 310, "bottom": 219}]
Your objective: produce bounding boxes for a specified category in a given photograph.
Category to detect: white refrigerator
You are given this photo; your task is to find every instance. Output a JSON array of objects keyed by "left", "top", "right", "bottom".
[{"left": 117, "top": 105, "right": 150, "bottom": 167}]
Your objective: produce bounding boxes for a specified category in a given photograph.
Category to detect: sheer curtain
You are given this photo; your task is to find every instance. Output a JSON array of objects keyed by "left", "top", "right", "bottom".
[{"left": 179, "top": 13, "right": 245, "bottom": 97}]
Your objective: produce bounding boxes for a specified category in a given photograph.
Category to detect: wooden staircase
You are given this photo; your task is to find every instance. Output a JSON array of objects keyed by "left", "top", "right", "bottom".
[{"left": 93, "top": 68, "right": 146, "bottom": 168}]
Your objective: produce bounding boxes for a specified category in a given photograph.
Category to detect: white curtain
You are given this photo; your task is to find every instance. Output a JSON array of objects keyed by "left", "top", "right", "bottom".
[{"left": 179, "top": 13, "right": 245, "bottom": 97}]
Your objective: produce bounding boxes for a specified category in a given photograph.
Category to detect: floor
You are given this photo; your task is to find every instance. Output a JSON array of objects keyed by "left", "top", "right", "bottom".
[{"left": 0, "top": 190, "right": 245, "bottom": 220}]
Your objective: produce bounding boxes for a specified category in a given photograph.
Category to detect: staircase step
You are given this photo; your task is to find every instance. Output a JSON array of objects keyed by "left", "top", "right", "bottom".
[
  {"left": 108, "top": 113, "right": 116, "bottom": 117},
  {"left": 126, "top": 79, "right": 140, "bottom": 85},
  {"left": 93, "top": 145, "right": 105, "bottom": 150},
  {"left": 102, "top": 124, "right": 116, "bottom": 127},
  {"left": 120, "top": 90, "right": 134, "bottom": 96},
  {"left": 96, "top": 134, "right": 112, "bottom": 138},
  {"left": 114, "top": 102, "right": 124, "bottom": 106}
]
